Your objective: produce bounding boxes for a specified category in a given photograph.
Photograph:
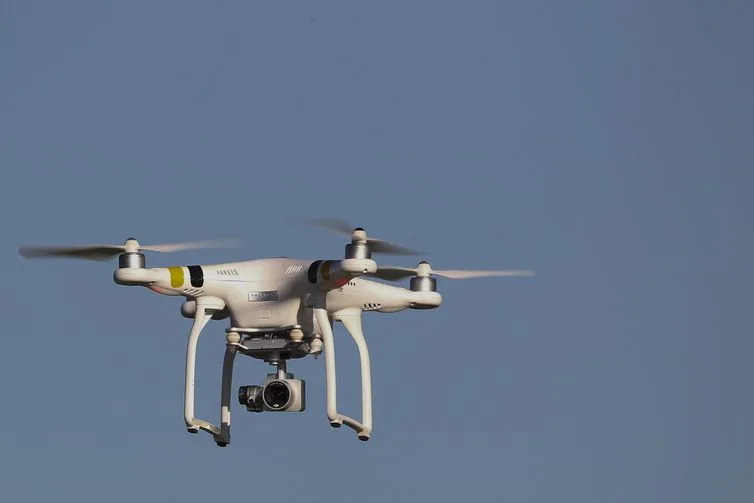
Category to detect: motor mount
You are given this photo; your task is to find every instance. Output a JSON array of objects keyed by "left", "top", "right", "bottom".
[
  {"left": 410, "top": 275, "right": 437, "bottom": 292},
  {"left": 409, "top": 261, "right": 437, "bottom": 292},
  {"left": 118, "top": 252, "right": 146, "bottom": 269},
  {"left": 345, "top": 228, "right": 372, "bottom": 259},
  {"left": 345, "top": 241, "right": 371, "bottom": 260}
]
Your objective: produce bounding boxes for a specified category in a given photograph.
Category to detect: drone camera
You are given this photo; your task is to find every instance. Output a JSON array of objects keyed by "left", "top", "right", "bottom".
[
  {"left": 238, "top": 376, "right": 306, "bottom": 412},
  {"left": 238, "top": 385, "right": 265, "bottom": 412}
]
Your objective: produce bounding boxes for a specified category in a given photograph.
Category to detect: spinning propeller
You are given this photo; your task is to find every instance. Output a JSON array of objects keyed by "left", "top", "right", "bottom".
[
  {"left": 293, "top": 217, "right": 534, "bottom": 283},
  {"left": 372, "top": 261, "right": 535, "bottom": 281},
  {"left": 18, "top": 237, "right": 240, "bottom": 261},
  {"left": 291, "top": 217, "right": 423, "bottom": 255}
]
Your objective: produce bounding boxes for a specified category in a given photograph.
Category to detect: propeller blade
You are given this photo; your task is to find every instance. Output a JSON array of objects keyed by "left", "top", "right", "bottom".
[
  {"left": 431, "top": 269, "right": 535, "bottom": 279},
  {"left": 372, "top": 266, "right": 535, "bottom": 281},
  {"left": 291, "top": 217, "right": 354, "bottom": 236},
  {"left": 141, "top": 238, "right": 240, "bottom": 253},
  {"left": 366, "top": 238, "right": 423, "bottom": 256},
  {"left": 18, "top": 245, "right": 126, "bottom": 261},
  {"left": 291, "top": 217, "right": 423, "bottom": 255},
  {"left": 19, "top": 238, "right": 240, "bottom": 261},
  {"left": 371, "top": 266, "right": 418, "bottom": 281}
]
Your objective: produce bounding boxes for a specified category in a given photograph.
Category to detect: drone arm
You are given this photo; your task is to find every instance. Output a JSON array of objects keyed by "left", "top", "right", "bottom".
[
  {"left": 113, "top": 267, "right": 166, "bottom": 289},
  {"left": 311, "top": 259, "right": 377, "bottom": 292},
  {"left": 314, "top": 306, "right": 373, "bottom": 440}
]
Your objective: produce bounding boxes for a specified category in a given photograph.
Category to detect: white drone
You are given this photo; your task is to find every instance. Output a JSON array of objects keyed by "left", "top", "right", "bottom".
[{"left": 18, "top": 218, "right": 533, "bottom": 447}]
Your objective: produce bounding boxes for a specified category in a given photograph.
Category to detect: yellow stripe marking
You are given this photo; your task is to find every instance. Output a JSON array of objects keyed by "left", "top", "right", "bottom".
[{"left": 168, "top": 266, "right": 184, "bottom": 287}]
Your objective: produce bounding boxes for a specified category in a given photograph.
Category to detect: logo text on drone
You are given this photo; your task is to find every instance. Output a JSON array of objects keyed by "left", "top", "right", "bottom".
[{"left": 248, "top": 290, "right": 279, "bottom": 302}]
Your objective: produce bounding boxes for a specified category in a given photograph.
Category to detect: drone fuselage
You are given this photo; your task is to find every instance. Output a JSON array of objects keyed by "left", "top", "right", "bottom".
[{"left": 114, "top": 257, "right": 442, "bottom": 333}]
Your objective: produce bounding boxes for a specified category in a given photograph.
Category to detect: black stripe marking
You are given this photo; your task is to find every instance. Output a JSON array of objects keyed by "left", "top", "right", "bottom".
[
  {"left": 188, "top": 265, "right": 204, "bottom": 287},
  {"left": 308, "top": 260, "right": 322, "bottom": 283}
]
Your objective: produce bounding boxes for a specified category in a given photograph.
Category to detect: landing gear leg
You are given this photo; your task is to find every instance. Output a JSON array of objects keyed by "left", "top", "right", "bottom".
[
  {"left": 182, "top": 296, "right": 234, "bottom": 446},
  {"left": 216, "top": 337, "right": 238, "bottom": 446},
  {"left": 314, "top": 307, "right": 373, "bottom": 441}
]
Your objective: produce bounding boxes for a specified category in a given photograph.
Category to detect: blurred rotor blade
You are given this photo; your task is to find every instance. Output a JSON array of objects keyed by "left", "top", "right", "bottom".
[
  {"left": 432, "top": 269, "right": 535, "bottom": 279},
  {"left": 291, "top": 217, "right": 422, "bottom": 255},
  {"left": 371, "top": 266, "right": 535, "bottom": 281},
  {"left": 18, "top": 238, "right": 240, "bottom": 261},
  {"left": 367, "top": 237, "right": 424, "bottom": 255},
  {"left": 371, "top": 266, "right": 419, "bottom": 281},
  {"left": 141, "top": 238, "right": 240, "bottom": 253},
  {"left": 18, "top": 245, "right": 126, "bottom": 261},
  {"left": 367, "top": 238, "right": 423, "bottom": 256},
  {"left": 290, "top": 217, "right": 354, "bottom": 236}
]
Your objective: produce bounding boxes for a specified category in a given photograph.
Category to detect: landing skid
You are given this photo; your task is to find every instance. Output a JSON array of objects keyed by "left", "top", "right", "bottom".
[{"left": 182, "top": 305, "right": 373, "bottom": 447}]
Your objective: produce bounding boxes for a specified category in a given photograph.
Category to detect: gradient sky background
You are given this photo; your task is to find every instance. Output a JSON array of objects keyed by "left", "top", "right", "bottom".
[{"left": 1, "top": 1, "right": 752, "bottom": 502}]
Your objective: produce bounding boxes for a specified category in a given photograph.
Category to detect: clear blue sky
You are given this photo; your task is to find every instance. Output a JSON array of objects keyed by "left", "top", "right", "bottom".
[{"left": 2, "top": 1, "right": 752, "bottom": 501}]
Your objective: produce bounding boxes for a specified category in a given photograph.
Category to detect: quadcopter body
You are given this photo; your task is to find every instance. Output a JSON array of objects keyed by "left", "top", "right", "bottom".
[
  {"left": 135, "top": 256, "right": 441, "bottom": 332},
  {"left": 19, "top": 220, "right": 532, "bottom": 447}
]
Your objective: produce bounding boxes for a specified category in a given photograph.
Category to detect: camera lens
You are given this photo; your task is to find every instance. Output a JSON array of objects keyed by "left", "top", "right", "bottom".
[{"left": 263, "top": 380, "right": 291, "bottom": 410}]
